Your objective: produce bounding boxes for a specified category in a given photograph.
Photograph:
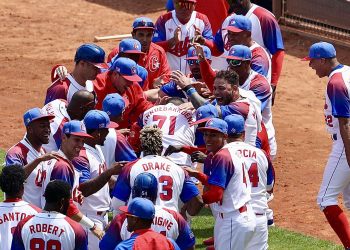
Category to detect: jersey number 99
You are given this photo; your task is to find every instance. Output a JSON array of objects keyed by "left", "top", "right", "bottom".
[{"left": 30, "top": 238, "right": 61, "bottom": 250}]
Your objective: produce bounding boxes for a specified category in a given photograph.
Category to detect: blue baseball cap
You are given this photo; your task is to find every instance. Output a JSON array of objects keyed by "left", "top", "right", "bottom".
[
  {"left": 62, "top": 120, "right": 92, "bottom": 138},
  {"left": 185, "top": 45, "right": 212, "bottom": 60},
  {"left": 132, "top": 17, "right": 155, "bottom": 30},
  {"left": 224, "top": 15, "right": 252, "bottom": 33},
  {"left": 102, "top": 93, "right": 125, "bottom": 117},
  {"left": 74, "top": 44, "right": 108, "bottom": 69},
  {"left": 191, "top": 104, "right": 218, "bottom": 126},
  {"left": 119, "top": 197, "right": 155, "bottom": 220},
  {"left": 224, "top": 44, "right": 252, "bottom": 61},
  {"left": 303, "top": 42, "right": 336, "bottom": 61},
  {"left": 224, "top": 114, "right": 245, "bottom": 135},
  {"left": 109, "top": 57, "right": 142, "bottom": 82},
  {"left": 197, "top": 118, "right": 228, "bottom": 135},
  {"left": 84, "top": 110, "right": 118, "bottom": 130},
  {"left": 119, "top": 38, "right": 145, "bottom": 54},
  {"left": 23, "top": 108, "right": 55, "bottom": 127}
]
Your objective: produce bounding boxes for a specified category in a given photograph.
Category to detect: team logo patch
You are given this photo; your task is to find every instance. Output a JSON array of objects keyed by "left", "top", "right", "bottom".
[
  {"left": 191, "top": 49, "right": 197, "bottom": 56},
  {"left": 115, "top": 66, "right": 121, "bottom": 72},
  {"left": 134, "top": 43, "right": 139, "bottom": 50},
  {"left": 197, "top": 112, "right": 203, "bottom": 118},
  {"left": 229, "top": 19, "right": 236, "bottom": 26},
  {"left": 168, "top": 28, "right": 173, "bottom": 33},
  {"left": 207, "top": 119, "right": 214, "bottom": 126},
  {"left": 231, "top": 127, "right": 236, "bottom": 134},
  {"left": 131, "top": 66, "right": 137, "bottom": 75},
  {"left": 99, "top": 123, "right": 105, "bottom": 128},
  {"left": 81, "top": 123, "right": 87, "bottom": 132},
  {"left": 149, "top": 55, "right": 160, "bottom": 72},
  {"left": 26, "top": 118, "right": 31, "bottom": 124}
]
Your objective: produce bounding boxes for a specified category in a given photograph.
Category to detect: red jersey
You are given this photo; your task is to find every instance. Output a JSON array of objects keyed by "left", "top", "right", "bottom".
[
  {"left": 93, "top": 72, "right": 153, "bottom": 128},
  {"left": 195, "top": 0, "right": 229, "bottom": 33},
  {"left": 107, "top": 43, "right": 171, "bottom": 91}
]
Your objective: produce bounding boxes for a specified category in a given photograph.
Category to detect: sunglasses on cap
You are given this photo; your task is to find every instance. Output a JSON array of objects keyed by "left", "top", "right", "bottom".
[
  {"left": 187, "top": 59, "right": 200, "bottom": 66},
  {"left": 134, "top": 21, "right": 155, "bottom": 29},
  {"left": 227, "top": 59, "right": 243, "bottom": 67},
  {"left": 176, "top": 1, "right": 195, "bottom": 10}
]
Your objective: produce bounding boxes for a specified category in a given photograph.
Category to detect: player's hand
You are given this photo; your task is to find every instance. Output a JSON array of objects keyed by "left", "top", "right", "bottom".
[
  {"left": 174, "top": 26, "right": 181, "bottom": 44},
  {"left": 183, "top": 166, "right": 200, "bottom": 177},
  {"left": 38, "top": 152, "right": 61, "bottom": 162},
  {"left": 271, "top": 85, "right": 277, "bottom": 106},
  {"left": 118, "top": 128, "right": 130, "bottom": 136},
  {"left": 190, "top": 151, "right": 207, "bottom": 163},
  {"left": 179, "top": 102, "right": 194, "bottom": 111},
  {"left": 156, "top": 95, "right": 170, "bottom": 105},
  {"left": 170, "top": 70, "right": 192, "bottom": 89},
  {"left": 91, "top": 225, "right": 105, "bottom": 240},
  {"left": 153, "top": 74, "right": 170, "bottom": 88},
  {"left": 111, "top": 161, "right": 129, "bottom": 175},
  {"left": 164, "top": 145, "right": 184, "bottom": 156},
  {"left": 192, "top": 43, "right": 205, "bottom": 61},
  {"left": 53, "top": 66, "right": 68, "bottom": 81}
]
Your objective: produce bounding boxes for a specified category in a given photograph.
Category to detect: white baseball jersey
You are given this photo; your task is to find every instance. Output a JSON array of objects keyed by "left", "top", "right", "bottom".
[
  {"left": 153, "top": 10, "right": 213, "bottom": 73},
  {"left": 0, "top": 199, "right": 40, "bottom": 250},
  {"left": 11, "top": 212, "right": 87, "bottom": 250},
  {"left": 112, "top": 155, "right": 199, "bottom": 212},
  {"left": 208, "top": 145, "right": 252, "bottom": 214},
  {"left": 42, "top": 99, "right": 71, "bottom": 153},
  {"left": 225, "top": 141, "right": 275, "bottom": 214},
  {"left": 142, "top": 103, "right": 195, "bottom": 166},
  {"left": 40, "top": 150, "right": 83, "bottom": 208},
  {"left": 5, "top": 138, "right": 46, "bottom": 207},
  {"left": 72, "top": 144, "right": 110, "bottom": 213}
]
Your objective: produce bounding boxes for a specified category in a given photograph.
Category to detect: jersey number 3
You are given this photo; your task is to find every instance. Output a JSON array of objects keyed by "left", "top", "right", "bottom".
[
  {"left": 159, "top": 175, "right": 173, "bottom": 201},
  {"left": 153, "top": 115, "right": 177, "bottom": 135}
]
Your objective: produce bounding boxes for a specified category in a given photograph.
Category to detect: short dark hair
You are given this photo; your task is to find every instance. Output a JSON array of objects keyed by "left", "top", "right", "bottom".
[
  {"left": 228, "top": 132, "right": 244, "bottom": 139},
  {"left": 0, "top": 165, "right": 25, "bottom": 197},
  {"left": 215, "top": 70, "right": 239, "bottom": 86},
  {"left": 44, "top": 180, "right": 72, "bottom": 203},
  {"left": 166, "top": 97, "right": 185, "bottom": 106}
]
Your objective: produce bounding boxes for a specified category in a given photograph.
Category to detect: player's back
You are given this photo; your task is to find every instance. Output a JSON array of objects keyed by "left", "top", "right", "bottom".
[
  {"left": 42, "top": 99, "right": 70, "bottom": 152},
  {"left": 130, "top": 155, "right": 187, "bottom": 212},
  {"left": 12, "top": 212, "right": 87, "bottom": 250},
  {"left": 226, "top": 141, "right": 273, "bottom": 214},
  {"left": 142, "top": 103, "right": 195, "bottom": 166},
  {"left": 0, "top": 200, "right": 40, "bottom": 250}
]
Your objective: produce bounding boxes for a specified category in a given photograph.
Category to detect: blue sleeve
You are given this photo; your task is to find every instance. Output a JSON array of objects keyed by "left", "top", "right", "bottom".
[
  {"left": 115, "top": 133, "right": 138, "bottom": 162},
  {"left": 194, "top": 131, "right": 205, "bottom": 147},
  {"left": 327, "top": 73, "right": 350, "bottom": 118},
  {"left": 72, "top": 156, "right": 91, "bottom": 184},
  {"left": 99, "top": 214, "right": 125, "bottom": 250},
  {"left": 168, "top": 238, "right": 181, "bottom": 250},
  {"left": 153, "top": 16, "right": 167, "bottom": 43},
  {"left": 208, "top": 149, "right": 234, "bottom": 189},
  {"left": 213, "top": 29, "right": 225, "bottom": 53},
  {"left": 160, "top": 82, "right": 187, "bottom": 98},
  {"left": 115, "top": 235, "right": 137, "bottom": 250},
  {"left": 166, "top": 0, "right": 174, "bottom": 11},
  {"left": 250, "top": 54, "right": 269, "bottom": 78},
  {"left": 180, "top": 174, "right": 200, "bottom": 203},
  {"left": 261, "top": 16, "right": 284, "bottom": 54},
  {"left": 175, "top": 216, "right": 195, "bottom": 250},
  {"left": 112, "top": 164, "right": 133, "bottom": 202},
  {"left": 5, "top": 153, "right": 24, "bottom": 166},
  {"left": 266, "top": 157, "right": 275, "bottom": 191},
  {"left": 50, "top": 161, "right": 75, "bottom": 188},
  {"left": 255, "top": 136, "right": 262, "bottom": 149},
  {"left": 201, "top": 15, "right": 214, "bottom": 41}
]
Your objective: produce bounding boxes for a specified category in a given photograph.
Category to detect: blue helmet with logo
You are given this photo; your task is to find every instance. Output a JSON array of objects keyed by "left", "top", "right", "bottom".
[{"left": 132, "top": 173, "right": 158, "bottom": 202}]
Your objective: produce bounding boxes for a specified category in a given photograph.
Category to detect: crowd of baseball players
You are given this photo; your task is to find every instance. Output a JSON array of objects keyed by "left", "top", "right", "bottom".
[{"left": 2, "top": 0, "right": 350, "bottom": 249}]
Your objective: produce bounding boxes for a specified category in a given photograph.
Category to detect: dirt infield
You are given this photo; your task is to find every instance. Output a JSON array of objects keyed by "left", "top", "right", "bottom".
[{"left": 2, "top": 0, "right": 350, "bottom": 245}]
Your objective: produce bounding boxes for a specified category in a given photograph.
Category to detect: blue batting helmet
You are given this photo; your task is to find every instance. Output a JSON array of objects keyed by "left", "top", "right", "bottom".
[{"left": 132, "top": 173, "right": 158, "bottom": 202}]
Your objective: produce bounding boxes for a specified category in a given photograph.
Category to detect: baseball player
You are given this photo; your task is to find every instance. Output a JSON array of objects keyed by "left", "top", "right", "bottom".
[
  {"left": 171, "top": 69, "right": 262, "bottom": 147},
  {"left": 108, "top": 17, "right": 172, "bottom": 90},
  {"left": 114, "top": 198, "right": 180, "bottom": 250},
  {"left": 101, "top": 94, "right": 138, "bottom": 168},
  {"left": 100, "top": 172, "right": 195, "bottom": 250},
  {"left": 153, "top": 0, "right": 214, "bottom": 74},
  {"left": 111, "top": 125, "right": 203, "bottom": 216},
  {"left": 93, "top": 57, "right": 153, "bottom": 128},
  {"left": 5, "top": 108, "right": 59, "bottom": 207},
  {"left": 207, "top": 15, "right": 272, "bottom": 82},
  {"left": 42, "top": 90, "right": 95, "bottom": 153},
  {"left": 45, "top": 43, "right": 107, "bottom": 104},
  {"left": 0, "top": 166, "right": 41, "bottom": 250},
  {"left": 11, "top": 180, "right": 88, "bottom": 250},
  {"left": 224, "top": 114, "right": 275, "bottom": 249},
  {"left": 304, "top": 42, "right": 350, "bottom": 249},
  {"left": 145, "top": 45, "right": 212, "bottom": 102},
  {"left": 72, "top": 110, "right": 126, "bottom": 249},
  {"left": 184, "top": 117, "right": 256, "bottom": 250},
  {"left": 225, "top": 0, "right": 285, "bottom": 104}
]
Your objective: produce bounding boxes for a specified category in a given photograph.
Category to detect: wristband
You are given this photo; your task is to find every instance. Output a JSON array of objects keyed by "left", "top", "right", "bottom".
[
  {"left": 182, "top": 85, "right": 194, "bottom": 92},
  {"left": 186, "top": 87, "right": 197, "bottom": 97},
  {"left": 79, "top": 215, "right": 95, "bottom": 229}
]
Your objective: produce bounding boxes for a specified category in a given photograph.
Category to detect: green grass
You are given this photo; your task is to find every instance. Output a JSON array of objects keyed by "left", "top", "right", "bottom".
[
  {"left": 191, "top": 208, "right": 342, "bottom": 250},
  {"left": 0, "top": 149, "right": 343, "bottom": 249}
]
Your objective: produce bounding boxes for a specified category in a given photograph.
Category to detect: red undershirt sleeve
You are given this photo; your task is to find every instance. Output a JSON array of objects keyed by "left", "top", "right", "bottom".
[
  {"left": 271, "top": 50, "right": 285, "bottom": 87},
  {"left": 199, "top": 59, "right": 216, "bottom": 92},
  {"left": 182, "top": 145, "right": 207, "bottom": 154},
  {"left": 202, "top": 184, "right": 224, "bottom": 204}
]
